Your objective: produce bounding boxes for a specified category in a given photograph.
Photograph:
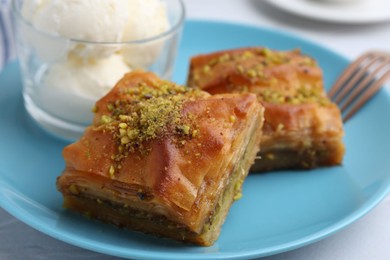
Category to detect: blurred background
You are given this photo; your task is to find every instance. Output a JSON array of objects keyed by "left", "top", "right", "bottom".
[{"left": 1, "top": 0, "right": 390, "bottom": 259}]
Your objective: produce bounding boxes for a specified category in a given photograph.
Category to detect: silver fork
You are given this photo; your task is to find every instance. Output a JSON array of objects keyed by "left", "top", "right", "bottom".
[{"left": 328, "top": 51, "right": 390, "bottom": 122}]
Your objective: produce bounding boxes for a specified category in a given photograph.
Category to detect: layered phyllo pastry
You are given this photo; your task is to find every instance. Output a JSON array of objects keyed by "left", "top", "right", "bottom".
[
  {"left": 187, "top": 47, "right": 345, "bottom": 172},
  {"left": 57, "top": 71, "right": 264, "bottom": 246}
]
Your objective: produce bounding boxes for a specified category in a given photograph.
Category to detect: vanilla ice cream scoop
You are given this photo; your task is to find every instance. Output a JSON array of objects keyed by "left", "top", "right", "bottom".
[
  {"left": 44, "top": 54, "right": 130, "bottom": 100},
  {"left": 22, "top": 0, "right": 131, "bottom": 61},
  {"left": 40, "top": 54, "right": 131, "bottom": 124},
  {"left": 22, "top": 0, "right": 129, "bottom": 42},
  {"left": 122, "top": 0, "right": 170, "bottom": 68},
  {"left": 22, "top": 0, "right": 170, "bottom": 63}
]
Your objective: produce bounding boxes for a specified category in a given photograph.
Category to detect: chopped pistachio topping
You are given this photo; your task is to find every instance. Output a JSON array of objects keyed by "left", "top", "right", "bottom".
[
  {"left": 260, "top": 48, "right": 289, "bottom": 64},
  {"left": 192, "top": 129, "right": 199, "bottom": 137},
  {"left": 118, "top": 122, "right": 128, "bottom": 129},
  {"left": 198, "top": 48, "right": 296, "bottom": 84},
  {"left": 69, "top": 184, "right": 79, "bottom": 195},
  {"left": 233, "top": 192, "right": 243, "bottom": 200},
  {"left": 276, "top": 123, "right": 284, "bottom": 132},
  {"left": 236, "top": 64, "right": 244, "bottom": 73},
  {"left": 100, "top": 115, "right": 112, "bottom": 124},
  {"left": 233, "top": 179, "right": 244, "bottom": 201},
  {"left": 242, "top": 51, "right": 254, "bottom": 59},
  {"left": 97, "top": 80, "right": 202, "bottom": 175},
  {"left": 203, "top": 65, "right": 211, "bottom": 74},
  {"left": 300, "top": 56, "right": 316, "bottom": 66},
  {"left": 193, "top": 49, "right": 327, "bottom": 108},
  {"left": 179, "top": 125, "right": 191, "bottom": 135},
  {"left": 121, "top": 136, "right": 130, "bottom": 145},
  {"left": 107, "top": 104, "right": 114, "bottom": 111},
  {"left": 247, "top": 69, "right": 257, "bottom": 78},
  {"left": 258, "top": 85, "right": 329, "bottom": 105},
  {"left": 218, "top": 53, "right": 230, "bottom": 62},
  {"left": 261, "top": 48, "right": 273, "bottom": 58},
  {"left": 109, "top": 165, "right": 115, "bottom": 178}
]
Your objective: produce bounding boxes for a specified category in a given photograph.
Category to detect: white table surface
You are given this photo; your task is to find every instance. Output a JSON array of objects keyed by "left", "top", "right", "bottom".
[{"left": 1, "top": 0, "right": 390, "bottom": 259}]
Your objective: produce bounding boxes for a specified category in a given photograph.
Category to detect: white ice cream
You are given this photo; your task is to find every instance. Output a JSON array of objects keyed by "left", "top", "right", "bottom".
[
  {"left": 20, "top": 0, "right": 170, "bottom": 126},
  {"left": 22, "top": 0, "right": 129, "bottom": 42},
  {"left": 22, "top": 0, "right": 129, "bottom": 60},
  {"left": 22, "top": 0, "right": 170, "bottom": 63},
  {"left": 122, "top": 0, "right": 170, "bottom": 68},
  {"left": 39, "top": 54, "right": 131, "bottom": 124},
  {"left": 44, "top": 54, "right": 130, "bottom": 101}
]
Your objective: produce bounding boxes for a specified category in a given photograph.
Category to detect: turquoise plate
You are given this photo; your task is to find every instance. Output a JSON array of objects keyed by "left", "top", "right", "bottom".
[{"left": 1, "top": 20, "right": 390, "bottom": 260}]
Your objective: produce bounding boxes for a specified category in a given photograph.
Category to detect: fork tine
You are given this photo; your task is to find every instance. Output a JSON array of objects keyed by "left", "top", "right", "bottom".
[
  {"left": 333, "top": 55, "right": 382, "bottom": 104},
  {"left": 340, "top": 56, "right": 390, "bottom": 112},
  {"left": 328, "top": 52, "right": 375, "bottom": 99},
  {"left": 343, "top": 67, "right": 390, "bottom": 122}
]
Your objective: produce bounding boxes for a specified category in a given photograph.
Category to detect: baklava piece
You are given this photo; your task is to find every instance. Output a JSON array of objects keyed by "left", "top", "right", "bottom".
[
  {"left": 56, "top": 71, "right": 264, "bottom": 246},
  {"left": 187, "top": 47, "right": 345, "bottom": 172}
]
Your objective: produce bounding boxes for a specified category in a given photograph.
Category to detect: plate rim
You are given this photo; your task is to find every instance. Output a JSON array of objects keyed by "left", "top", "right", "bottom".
[
  {"left": 1, "top": 19, "right": 390, "bottom": 260},
  {"left": 264, "top": 0, "right": 390, "bottom": 24}
]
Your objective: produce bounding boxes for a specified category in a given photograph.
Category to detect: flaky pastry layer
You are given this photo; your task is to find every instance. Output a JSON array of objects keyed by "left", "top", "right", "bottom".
[
  {"left": 57, "top": 71, "right": 264, "bottom": 245},
  {"left": 187, "top": 47, "right": 345, "bottom": 172}
]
